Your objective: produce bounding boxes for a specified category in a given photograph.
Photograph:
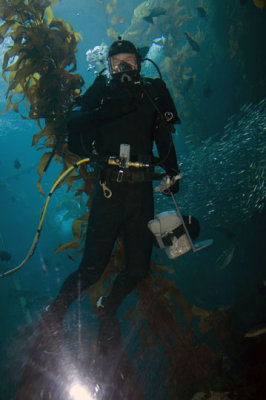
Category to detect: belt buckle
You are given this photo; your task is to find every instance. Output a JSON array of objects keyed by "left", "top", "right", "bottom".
[{"left": 116, "top": 169, "right": 124, "bottom": 183}]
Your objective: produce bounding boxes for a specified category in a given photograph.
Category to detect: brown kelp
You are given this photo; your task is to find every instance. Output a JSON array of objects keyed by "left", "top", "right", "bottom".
[
  {"left": 253, "top": 0, "right": 266, "bottom": 8},
  {"left": 0, "top": 0, "right": 91, "bottom": 255},
  {"left": 0, "top": 0, "right": 84, "bottom": 195},
  {"left": 84, "top": 245, "right": 233, "bottom": 399}
]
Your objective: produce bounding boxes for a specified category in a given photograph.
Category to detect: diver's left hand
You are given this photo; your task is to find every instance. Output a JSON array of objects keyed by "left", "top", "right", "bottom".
[
  {"left": 162, "top": 175, "right": 180, "bottom": 196},
  {"left": 155, "top": 172, "right": 181, "bottom": 196}
]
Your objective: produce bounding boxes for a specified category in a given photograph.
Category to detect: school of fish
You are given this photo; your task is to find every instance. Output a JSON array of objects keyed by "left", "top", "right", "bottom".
[{"left": 156, "top": 98, "right": 266, "bottom": 229}]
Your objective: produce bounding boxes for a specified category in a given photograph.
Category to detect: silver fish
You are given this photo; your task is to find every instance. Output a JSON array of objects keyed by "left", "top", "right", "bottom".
[
  {"left": 215, "top": 246, "right": 235, "bottom": 270},
  {"left": 156, "top": 98, "right": 266, "bottom": 230}
]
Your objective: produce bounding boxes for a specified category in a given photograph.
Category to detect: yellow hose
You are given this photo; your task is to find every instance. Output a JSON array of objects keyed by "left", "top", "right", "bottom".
[{"left": 0, "top": 158, "right": 90, "bottom": 279}]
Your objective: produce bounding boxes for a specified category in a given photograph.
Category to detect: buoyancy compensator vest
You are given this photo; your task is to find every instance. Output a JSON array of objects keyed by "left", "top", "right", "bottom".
[{"left": 67, "top": 75, "right": 180, "bottom": 160}]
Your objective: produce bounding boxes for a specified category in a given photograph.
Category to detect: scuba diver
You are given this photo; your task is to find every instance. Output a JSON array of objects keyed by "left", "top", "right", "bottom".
[
  {"left": 46, "top": 38, "right": 180, "bottom": 324},
  {"left": 57, "top": 38, "right": 180, "bottom": 319},
  {"left": 16, "top": 38, "right": 181, "bottom": 399}
]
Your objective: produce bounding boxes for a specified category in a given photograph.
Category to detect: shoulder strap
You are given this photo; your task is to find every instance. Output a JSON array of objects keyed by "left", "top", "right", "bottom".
[{"left": 142, "top": 78, "right": 181, "bottom": 124}]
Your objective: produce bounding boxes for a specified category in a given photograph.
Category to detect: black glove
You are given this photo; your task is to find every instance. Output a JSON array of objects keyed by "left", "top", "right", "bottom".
[{"left": 169, "top": 178, "right": 179, "bottom": 194}]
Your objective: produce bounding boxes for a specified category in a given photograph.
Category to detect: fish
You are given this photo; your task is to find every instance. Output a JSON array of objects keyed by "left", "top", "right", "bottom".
[
  {"left": 142, "top": 7, "right": 167, "bottom": 24},
  {"left": 41, "top": 257, "right": 52, "bottom": 273},
  {"left": 0, "top": 182, "right": 8, "bottom": 189},
  {"left": 142, "top": 15, "right": 156, "bottom": 24},
  {"left": 105, "top": 0, "right": 117, "bottom": 14},
  {"left": 196, "top": 6, "right": 207, "bottom": 17},
  {"left": 152, "top": 35, "right": 166, "bottom": 46},
  {"left": 0, "top": 250, "right": 11, "bottom": 262},
  {"left": 203, "top": 83, "right": 212, "bottom": 98},
  {"left": 182, "top": 76, "right": 194, "bottom": 94},
  {"left": 184, "top": 32, "right": 200, "bottom": 51},
  {"left": 215, "top": 246, "right": 235, "bottom": 270},
  {"left": 214, "top": 227, "right": 236, "bottom": 239},
  {"left": 107, "top": 26, "right": 117, "bottom": 40},
  {"left": 244, "top": 324, "right": 266, "bottom": 338},
  {"left": 110, "top": 14, "right": 124, "bottom": 24},
  {"left": 87, "top": 64, "right": 96, "bottom": 72},
  {"left": 157, "top": 98, "right": 266, "bottom": 229},
  {"left": 14, "top": 159, "right": 21, "bottom": 169}
]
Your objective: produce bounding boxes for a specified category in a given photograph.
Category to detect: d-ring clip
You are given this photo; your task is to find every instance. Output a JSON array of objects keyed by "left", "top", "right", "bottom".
[{"left": 99, "top": 181, "right": 112, "bottom": 198}]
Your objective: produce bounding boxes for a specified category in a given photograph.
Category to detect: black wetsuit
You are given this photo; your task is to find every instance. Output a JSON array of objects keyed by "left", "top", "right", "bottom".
[{"left": 50, "top": 74, "right": 180, "bottom": 319}]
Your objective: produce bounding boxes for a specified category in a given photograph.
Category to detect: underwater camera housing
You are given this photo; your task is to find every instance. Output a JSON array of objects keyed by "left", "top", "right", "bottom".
[{"left": 148, "top": 195, "right": 213, "bottom": 259}]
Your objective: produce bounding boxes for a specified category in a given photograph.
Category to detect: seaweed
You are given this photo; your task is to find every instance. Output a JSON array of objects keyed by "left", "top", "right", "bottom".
[
  {"left": 0, "top": 0, "right": 84, "bottom": 196},
  {"left": 0, "top": 3, "right": 252, "bottom": 398},
  {"left": 81, "top": 242, "right": 232, "bottom": 399},
  {"left": 0, "top": 0, "right": 92, "bottom": 256}
]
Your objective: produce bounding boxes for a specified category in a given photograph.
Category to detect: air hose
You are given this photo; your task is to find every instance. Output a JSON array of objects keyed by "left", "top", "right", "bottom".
[{"left": 0, "top": 158, "right": 91, "bottom": 279}]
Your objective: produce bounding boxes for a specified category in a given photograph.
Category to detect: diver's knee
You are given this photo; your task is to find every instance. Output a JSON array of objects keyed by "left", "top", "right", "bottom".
[
  {"left": 128, "top": 267, "right": 150, "bottom": 285},
  {"left": 78, "top": 263, "right": 105, "bottom": 282}
]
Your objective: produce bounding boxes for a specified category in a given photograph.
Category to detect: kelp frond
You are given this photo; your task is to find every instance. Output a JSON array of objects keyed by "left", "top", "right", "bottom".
[{"left": 0, "top": 0, "right": 84, "bottom": 186}]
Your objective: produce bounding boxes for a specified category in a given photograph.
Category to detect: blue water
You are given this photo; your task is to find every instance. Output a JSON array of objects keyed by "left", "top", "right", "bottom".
[{"left": 0, "top": 0, "right": 265, "bottom": 399}]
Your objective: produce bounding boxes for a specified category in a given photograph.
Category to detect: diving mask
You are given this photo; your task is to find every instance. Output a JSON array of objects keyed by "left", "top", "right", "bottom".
[{"left": 109, "top": 53, "right": 138, "bottom": 75}]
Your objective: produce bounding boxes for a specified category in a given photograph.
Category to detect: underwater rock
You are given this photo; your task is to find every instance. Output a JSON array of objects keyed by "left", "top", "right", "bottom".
[
  {"left": 110, "top": 14, "right": 124, "bottom": 25},
  {"left": 203, "top": 83, "right": 212, "bottom": 98},
  {"left": 141, "top": 37, "right": 166, "bottom": 77}
]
